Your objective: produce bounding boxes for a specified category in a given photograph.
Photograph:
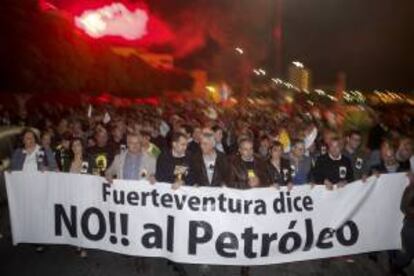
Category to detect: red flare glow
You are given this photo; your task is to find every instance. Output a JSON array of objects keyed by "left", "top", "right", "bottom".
[{"left": 74, "top": 2, "right": 148, "bottom": 40}]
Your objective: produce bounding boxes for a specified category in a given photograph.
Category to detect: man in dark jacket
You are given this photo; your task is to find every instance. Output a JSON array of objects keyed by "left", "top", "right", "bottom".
[
  {"left": 343, "top": 130, "right": 370, "bottom": 180},
  {"left": 155, "top": 131, "right": 191, "bottom": 275},
  {"left": 188, "top": 132, "right": 229, "bottom": 186},
  {"left": 370, "top": 140, "right": 408, "bottom": 175},
  {"left": 390, "top": 173, "right": 414, "bottom": 276},
  {"left": 87, "top": 128, "right": 115, "bottom": 176},
  {"left": 228, "top": 137, "right": 270, "bottom": 189},
  {"left": 313, "top": 138, "right": 354, "bottom": 190},
  {"left": 228, "top": 136, "right": 269, "bottom": 276},
  {"left": 180, "top": 124, "right": 202, "bottom": 159},
  {"left": 155, "top": 132, "right": 191, "bottom": 188},
  {"left": 369, "top": 141, "right": 410, "bottom": 271}
]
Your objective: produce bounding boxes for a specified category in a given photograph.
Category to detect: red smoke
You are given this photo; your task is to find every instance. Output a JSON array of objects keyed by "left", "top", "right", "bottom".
[
  {"left": 39, "top": 0, "right": 254, "bottom": 58},
  {"left": 74, "top": 2, "right": 149, "bottom": 40},
  {"left": 40, "top": 1, "right": 174, "bottom": 47}
]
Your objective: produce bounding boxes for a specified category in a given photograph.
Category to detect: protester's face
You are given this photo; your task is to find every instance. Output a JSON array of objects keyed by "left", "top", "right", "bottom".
[
  {"left": 271, "top": 145, "right": 283, "bottom": 160},
  {"left": 73, "top": 122, "right": 82, "bottom": 132},
  {"left": 87, "top": 138, "right": 96, "bottom": 148},
  {"left": 214, "top": 129, "right": 223, "bottom": 142},
  {"left": 323, "top": 131, "right": 335, "bottom": 145},
  {"left": 58, "top": 119, "right": 68, "bottom": 132},
  {"left": 292, "top": 143, "right": 305, "bottom": 158},
  {"left": 172, "top": 136, "right": 188, "bottom": 156},
  {"left": 72, "top": 140, "right": 83, "bottom": 155},
  {"left": 127, "top": 136, "right": 141, "bottom": 154},
  {"left": 41, "top": 134, "right": 51, "bottom": 147},
  {"left": 328, "top": 140, "right": 342, "bottom": 158},
  {"left": 400, "top": 140, "right": 413, "bottom": 159},
  {"left": 112, "top": 127, "right": 123, "bottom": 142},
  {"left": 133, "top": 123, "right": 141, "bottom": 134},
  {"left": 348, "top": 134, "right": 362, "bottom": 151},
  {"left": 151, "top": 125, "right": 159, "bottom": 137},
  {"left": 380, "top": 143, "right": 396, "bottom": 164},
  {"left": 193, "top": 128, "right": 202, "bottom": 142},
  {"left": 62, "top": 140, "right": 70, "bottom": 149},
  {"left": 45, "top": 119, "right": 53, "bottom": 128},
  {"left": 239, "top": 141, "right": 254, "bottom": 160},
  {"left": 95, "top": 131, "right": 108, "bottom": 146},
  {"left": 260, "top": 139, "right": 270, "bottom": 149},
  {"left": 141, "top": 135, "right": 150, "bottom": 147},
  {"left": 23, "top": 132, "right": 36, "bottom": 149},
  {"left": 200, "top": 136, "right": 214, "bottom": 155}
]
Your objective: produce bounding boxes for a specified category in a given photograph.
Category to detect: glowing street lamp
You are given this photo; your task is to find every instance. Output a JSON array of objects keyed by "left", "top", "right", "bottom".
[
  {"left": 258, "top": 68, "right": 266, "bottom": 76},
  {"left": 235, "top": 47, "right": 244, "bottom": 55},
  {"left": 292, "top": 61, "right": 304, "bottom": 68},
  {"left": 253, "top": 69, "right": 261, "bottom": 76}
]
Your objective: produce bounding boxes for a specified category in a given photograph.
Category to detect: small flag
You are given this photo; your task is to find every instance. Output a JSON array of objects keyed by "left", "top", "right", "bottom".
[
  {"left": 160, "top": 120, "right": 170, "bottom": 137},
  {"left": 103, "top": 112, "right": 111, "bottom": 124},
  {"left": 87, "top": 104, "right": 93, "bottom": 118}
]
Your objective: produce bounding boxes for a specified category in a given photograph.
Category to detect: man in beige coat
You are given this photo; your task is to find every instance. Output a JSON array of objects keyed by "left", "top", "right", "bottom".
[
  {"left": 105, "top": 132, "right": 156, "bottom": 182},
  {"left": 105, "top": 132, "right": 156, "bottom": 272}
]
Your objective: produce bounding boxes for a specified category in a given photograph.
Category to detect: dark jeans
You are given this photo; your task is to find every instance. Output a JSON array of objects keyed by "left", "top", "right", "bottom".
[{"left": 393, "top": 219, "right": 414, "bottom": 269}]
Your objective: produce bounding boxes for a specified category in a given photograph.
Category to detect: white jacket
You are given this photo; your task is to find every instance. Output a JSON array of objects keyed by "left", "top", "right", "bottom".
[{"left": 105, "top": 151, "right": 156, "bottom": 180}]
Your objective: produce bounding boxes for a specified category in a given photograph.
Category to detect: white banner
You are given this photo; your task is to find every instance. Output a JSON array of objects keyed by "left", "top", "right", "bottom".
[{"left": 5, "top": 171, "right": 409, "bottom": 266}]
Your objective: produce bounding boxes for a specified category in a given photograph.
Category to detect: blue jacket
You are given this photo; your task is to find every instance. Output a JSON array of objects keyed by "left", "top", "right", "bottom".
[{"left": 11, "top": 146, "right": 57, "bottom": 171}]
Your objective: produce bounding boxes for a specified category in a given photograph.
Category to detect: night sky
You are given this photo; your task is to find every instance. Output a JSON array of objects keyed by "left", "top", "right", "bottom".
[
  {"left": 283, "top": 0, "right": 414, "bottom": 91},
  {"left": 149, "top": 0, "right": 414, "bottom": 91},
  {"left": 49, "top": 0, "right": 414, "bottom": 91}
]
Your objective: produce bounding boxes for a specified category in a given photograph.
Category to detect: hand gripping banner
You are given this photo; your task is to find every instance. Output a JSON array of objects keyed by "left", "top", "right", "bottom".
[{"left": 5, "top": 172, "right": 408, "bottom": 265}]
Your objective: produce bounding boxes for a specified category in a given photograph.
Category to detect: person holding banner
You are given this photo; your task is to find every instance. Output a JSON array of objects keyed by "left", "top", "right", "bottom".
[
  {"left": 87, "top": 128, "right": 115, "bottom": 176},
  {"left": 66, "top": 137, "right": 90, "bottom": 258},
  {"left": 155, "top": 132, "right": 191, "bottom": 189},
  {"left": 343, "top": 130, "right": 370, "bottom": 181},
  {"left": 105, "top": 132, "right": 156, "bottom": 183},
  {"left": 368, "top": 140, "right": 411, "bottom": 269},
  {"left": 68, "top": 138, "right": 91, "bottom": 175},
  {"left": 313, "top": 137, "right": 354, "bottom": 190},
  {"left": 40, "top": 131, "right": 58, "bottom": 171},
  {"left": 289, "top": 139, "right": 313, "bottom": 185},
  {"left": 188, "top": 131, "right": 229, "bottom": 187},
  {"left": 370, "top": 140, "right": 408, "bottom": 175},
  {"left": 228, "top": 136, "right": 269, "bottom": 276},
  {"left": 155, "top": 132, "right": 191, "bottom": 276},
  {"left": 10, "top": 128, "right": 54, "bottom": 252},
  {"left": 266, "top": 141, "right": 293, "bottom": 190},
  {"left": 105, "top": 132, "right": 156, "bottom": 272},
  {"left": 390, "top": 174, "right": 414, "bottom": 275},
  {"left": 55, "top": 132, "right": 73, "bottom": 172},
  {"left": 228, "top": 136, "right": 270, "bottom": 189},
  {"left": 11, "top": 128, "right": 53, "bottom": 172},
  {"left": 395, "top": 138, "right": 413, "bottom": 171}
]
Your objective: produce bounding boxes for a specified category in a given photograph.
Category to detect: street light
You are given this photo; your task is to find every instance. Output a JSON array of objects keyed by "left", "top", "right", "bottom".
[
  {"left": 235, "top": 47, "right": 244, "bottom": 55},
  {"left": 292, "top": 61, "right": 304, "bottom": 68}
]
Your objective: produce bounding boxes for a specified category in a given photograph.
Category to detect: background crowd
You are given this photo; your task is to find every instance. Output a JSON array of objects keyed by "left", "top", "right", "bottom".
[{"left": 1, "top": 98, "right": 414, "bottom": 275}]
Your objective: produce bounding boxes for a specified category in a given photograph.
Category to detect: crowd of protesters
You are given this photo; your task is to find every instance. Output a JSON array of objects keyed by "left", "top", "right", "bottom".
[{"left": 1, "top": 99, "right": 414, "bottom": 275}]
